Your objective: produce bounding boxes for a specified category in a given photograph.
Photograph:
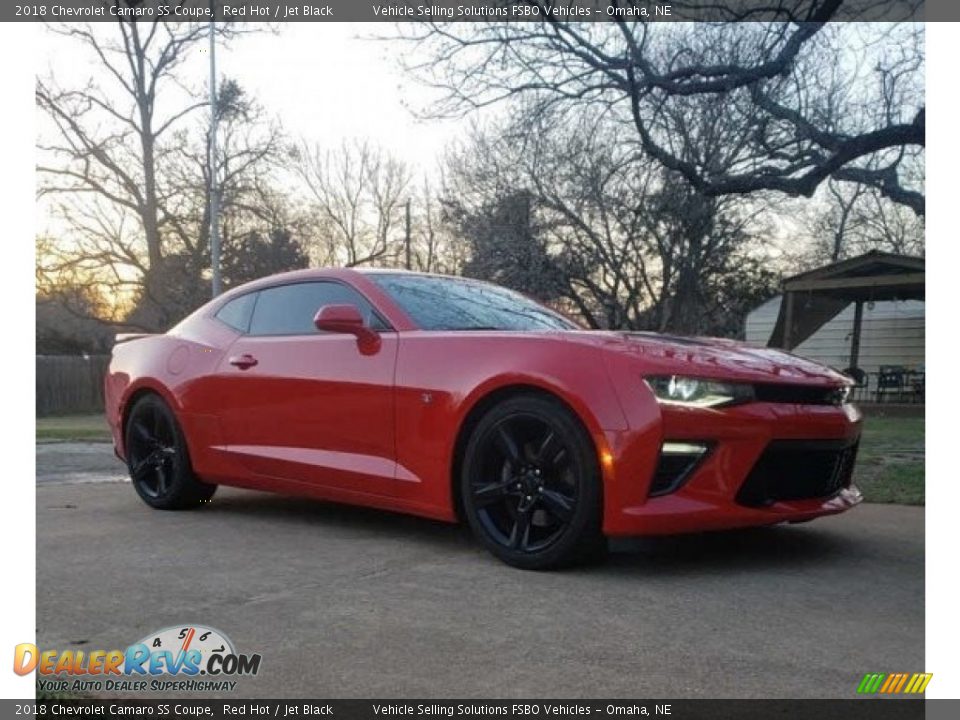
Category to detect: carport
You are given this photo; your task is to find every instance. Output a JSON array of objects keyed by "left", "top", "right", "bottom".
[{"left": 767, "top": 251, "right": 925, "bottom": 373}]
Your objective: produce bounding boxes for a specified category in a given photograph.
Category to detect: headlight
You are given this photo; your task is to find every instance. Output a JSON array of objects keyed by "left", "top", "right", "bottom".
[
  {"left": 829, "top": 386, "right": 852, "bottom": 405},
  {"left": 645, "top": 375, "right": 754, "bottom": 408}
]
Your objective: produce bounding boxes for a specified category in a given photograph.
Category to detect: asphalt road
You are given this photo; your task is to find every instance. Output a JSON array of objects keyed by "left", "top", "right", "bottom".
[{"left": 36, "top": 442, "right": 924, "bottom": 699}]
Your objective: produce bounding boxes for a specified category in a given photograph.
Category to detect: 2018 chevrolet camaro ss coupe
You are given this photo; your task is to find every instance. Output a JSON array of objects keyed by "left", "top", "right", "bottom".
[{"left": 105, "top": 268, "right": 862, "bottom": 569}]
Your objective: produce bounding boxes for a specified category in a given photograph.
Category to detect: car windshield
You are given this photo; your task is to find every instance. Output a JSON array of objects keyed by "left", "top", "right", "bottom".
[{"left": 368, "top": 274, "right": 579, "bottom": 331}]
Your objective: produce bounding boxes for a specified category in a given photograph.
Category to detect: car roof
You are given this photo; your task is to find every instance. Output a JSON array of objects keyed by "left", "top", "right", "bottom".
[
  {"left": 232, "top": 266, "right": 454, "bottom": 286},
  {"left": 199, "top": 267, "right": 430, "bottom": 332},
  {"left": 197, "top": 267, "right": 564, "bottom": 334},
  {"left": 354, "top": 267, "right": 464, "bottom": 280}
]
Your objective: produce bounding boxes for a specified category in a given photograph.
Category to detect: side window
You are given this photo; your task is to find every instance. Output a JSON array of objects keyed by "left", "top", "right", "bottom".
[
  {"left": 248, "top": 281, "right": 388, "bottom": 336},
  {"left": 215, "top": 293, "right": 257, "bottom": 332}
]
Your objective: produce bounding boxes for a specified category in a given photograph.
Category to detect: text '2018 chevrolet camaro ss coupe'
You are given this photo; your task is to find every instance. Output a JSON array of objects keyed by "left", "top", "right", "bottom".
[{"left": 105, "top": 268, "right": 862, "bottom": 569}]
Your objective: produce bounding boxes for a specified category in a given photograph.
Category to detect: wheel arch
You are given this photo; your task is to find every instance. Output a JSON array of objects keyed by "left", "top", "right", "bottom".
[
  {"left": 449, "top": 381, "right": 606, "bottom": 523},
  {"left": 118, "top": 381, "right": 182, "bottom": 459}
]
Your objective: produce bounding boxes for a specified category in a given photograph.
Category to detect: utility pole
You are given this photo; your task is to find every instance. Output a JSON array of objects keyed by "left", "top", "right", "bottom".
[
  {"left": 404, "top": 199, "right": 412, "bottom": 270},
  {"left": 208, "top": 7, "right": 221, "bottom": 297}
]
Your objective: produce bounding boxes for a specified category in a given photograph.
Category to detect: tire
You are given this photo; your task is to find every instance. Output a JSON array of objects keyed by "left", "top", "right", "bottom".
[
  {"left": 460, "top": 394, "right": 605, "bottom": 570},
  {"left": 124, "top": 394, "right": 216, "bottom": 510}
]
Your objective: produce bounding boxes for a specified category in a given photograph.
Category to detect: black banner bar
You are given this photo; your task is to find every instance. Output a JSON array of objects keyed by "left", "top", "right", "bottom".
[
  {"left": 16, "top": 698, "right": 948, "bottom": 720},
  {"left": 5, "top": 0, "right": 935, "bottom": 23}
]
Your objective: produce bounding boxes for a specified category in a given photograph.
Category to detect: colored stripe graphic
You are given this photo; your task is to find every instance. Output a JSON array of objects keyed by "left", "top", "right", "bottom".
[
  {"left": 893, "top": 674, "right": 909, "bottom": 693},
  {"left": 858, "top": 672, "right": 932, "bottom": 694},
  {"left": 857, "top": 673, "right": 886, "bottom": 693}
]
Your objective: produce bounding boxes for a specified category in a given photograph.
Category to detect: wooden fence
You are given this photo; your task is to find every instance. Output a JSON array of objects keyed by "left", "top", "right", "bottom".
[{"left": 36, "top": 355, "right": 111, "bottom": 417}]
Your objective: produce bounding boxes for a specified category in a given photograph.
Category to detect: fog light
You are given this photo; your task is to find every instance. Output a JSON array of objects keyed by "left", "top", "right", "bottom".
[
  {"left": 661, "top": 442, "right": 710, "bottom": 456},
  {"left": 649, "top": 442, "right": 710, "bottom": 497}
]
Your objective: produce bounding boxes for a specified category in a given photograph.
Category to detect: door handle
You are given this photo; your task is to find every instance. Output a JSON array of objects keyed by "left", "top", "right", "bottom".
[{"left": 229, "top": 354, "right": 258, "bottom": 370}]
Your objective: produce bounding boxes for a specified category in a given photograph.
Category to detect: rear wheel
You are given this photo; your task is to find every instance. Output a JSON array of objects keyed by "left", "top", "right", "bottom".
[
  {"left": 125, "top": 394, "right": 216, "bottom": 510},
  {"left": 460, "top": 394, "right": 605, "bottom": 570}
]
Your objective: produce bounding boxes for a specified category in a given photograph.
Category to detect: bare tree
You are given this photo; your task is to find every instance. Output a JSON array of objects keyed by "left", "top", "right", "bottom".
[
  {"left": 803, "top": 180, "right": 924, "bottom": 265},
  {"left": 397, "top": 6, "right": 925, "bottom": 215},
  {"left": 155, "top": 80, "right": 284, "bottom": 272},
  {"left": 37, "top": 19, "right": 287, "bottom": 330},
  {"left": 294, "top": 140, "right": 412, "bottom": 267},
  {"left": 444, "top": 107, "right": 776, "bottom": 334},
  {"left": 36, "top": 235, "right": 120, "bottom": 353},
  {"left": 39, "top": 19, "right": 227, "bottom": 267},
  {"left": 825, "top": 180, "right": 868, "bottom": 262},
  {"left": 409, "top": 175, "right": 466, "bottom": 274},
  {"left": 850, "top": 189, "right": 924, "bottom": 256}
]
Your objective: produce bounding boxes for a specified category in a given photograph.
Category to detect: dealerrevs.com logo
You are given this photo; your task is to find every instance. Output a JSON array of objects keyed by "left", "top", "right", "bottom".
[{"left": 15, "top": 625, "right": 262, "bottom": 694}]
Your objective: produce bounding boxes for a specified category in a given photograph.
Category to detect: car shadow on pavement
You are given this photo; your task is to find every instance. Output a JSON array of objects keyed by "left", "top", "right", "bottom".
[
  {"left": 200, "top": 490, "right": 475, "bottom": 542},
  {"left": 196, "top": 489, "right": 861, "bottom": 576},
  {"left": 601, "top": 525, "right": 859, "bottom": 576}
]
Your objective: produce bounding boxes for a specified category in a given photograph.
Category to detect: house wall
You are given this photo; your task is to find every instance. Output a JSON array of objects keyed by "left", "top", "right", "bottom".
[{"left": 745, "top": 297, "right": 925, "bottom": 376}]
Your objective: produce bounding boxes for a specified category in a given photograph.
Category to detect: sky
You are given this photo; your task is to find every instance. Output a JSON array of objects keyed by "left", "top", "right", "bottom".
[
  {"left": 36, "top": 22, "right": 473, "bottom": 236},
  {"left": 216, "top": 23, "right": 466, "bottom": 169},
  {"left": 35, "top": 21, "right": 919, "bottom": 263}
]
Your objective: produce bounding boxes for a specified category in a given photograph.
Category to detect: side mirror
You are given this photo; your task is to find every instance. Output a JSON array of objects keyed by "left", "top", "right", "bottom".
[{"left": 313, "top": 304, "right": 381, "bottom": 355}]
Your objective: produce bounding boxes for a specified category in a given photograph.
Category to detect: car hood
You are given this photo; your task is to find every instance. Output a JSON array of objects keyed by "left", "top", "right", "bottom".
[{"left": 566, "top": 330, "right": 851, "bottom": 387}]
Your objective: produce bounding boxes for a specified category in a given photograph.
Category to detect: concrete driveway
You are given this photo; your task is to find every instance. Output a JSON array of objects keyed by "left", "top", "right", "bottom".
[{"left": 36, "top": 442, "right": 923, "bottom": 698}]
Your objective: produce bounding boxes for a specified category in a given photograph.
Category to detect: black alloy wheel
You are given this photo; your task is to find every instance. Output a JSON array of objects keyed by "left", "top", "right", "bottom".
[
  {"left": 125, "top": 394, "right": 216, "bottom": 509},
  {"left": 461, "top": 394, "right": 605, "bottom": 570}
]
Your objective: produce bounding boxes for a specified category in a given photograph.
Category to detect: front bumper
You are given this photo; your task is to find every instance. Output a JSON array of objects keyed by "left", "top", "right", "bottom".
[{"left": 601, "top": 400, "right": 863, "bottom": 536}]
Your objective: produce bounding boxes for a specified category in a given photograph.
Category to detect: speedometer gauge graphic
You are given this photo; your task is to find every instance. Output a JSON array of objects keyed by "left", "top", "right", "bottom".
[{"left": 134, "top": 624, "right": 235, "bottom": 668}]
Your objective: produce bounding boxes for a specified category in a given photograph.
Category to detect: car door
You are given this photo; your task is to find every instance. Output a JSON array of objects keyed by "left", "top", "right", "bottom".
[{"left": 213, "top": 280, "right": 399, "bottom": 497}]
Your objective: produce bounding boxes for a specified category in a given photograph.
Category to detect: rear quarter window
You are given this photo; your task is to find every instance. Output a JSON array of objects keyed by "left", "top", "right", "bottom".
[{"left": 214, "top": 293, "right": 258, "bottom": 332}]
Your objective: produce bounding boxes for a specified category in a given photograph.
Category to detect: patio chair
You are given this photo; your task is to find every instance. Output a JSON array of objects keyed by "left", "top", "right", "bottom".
[
  {"left": 910, "top": 372, "right": 925, "bottom": 403},
  {"left": 875, "top": 366, "right": 906, "bottom": 403}
]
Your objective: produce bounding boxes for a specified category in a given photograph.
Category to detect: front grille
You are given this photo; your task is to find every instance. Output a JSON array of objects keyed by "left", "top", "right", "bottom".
[
  {"left": 753, "top": 383, "right": 849, "bottom": 406},
  {"left": 736, "top": 439, "right": 859, "bottom": 507}
]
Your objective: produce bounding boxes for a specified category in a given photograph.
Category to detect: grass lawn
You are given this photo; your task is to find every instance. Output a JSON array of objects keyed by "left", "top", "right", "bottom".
[
  {"left": 34, "top": 411, "right": 924, "bottom": 505},
  {"left": 36, "top": 414, "right": 111, "bottom": 443},
  {"left": 854, "top": 416, "right": 924, "bottom": 505}
]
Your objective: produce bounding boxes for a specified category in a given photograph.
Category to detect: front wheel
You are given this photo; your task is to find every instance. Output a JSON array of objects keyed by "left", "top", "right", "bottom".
[
  {"left": 125, "top": 394, "right": 216, "bottom": 510},
  {"left": 460, "top": 394, "right": 605, "bottom": 570}
]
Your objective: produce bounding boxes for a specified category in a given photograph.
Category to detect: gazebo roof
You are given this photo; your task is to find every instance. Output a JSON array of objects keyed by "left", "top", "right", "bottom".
[
  {"left": 781, "top": 250, "right": 925, "bottom": 302},
  {"left": 767, "top": 251, "right": 924, "bottom": 350}
]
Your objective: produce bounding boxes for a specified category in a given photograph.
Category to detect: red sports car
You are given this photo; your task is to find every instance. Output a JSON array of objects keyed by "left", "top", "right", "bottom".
[{"left": 105, "top": 268, "right": 862, "bottom": 569}]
